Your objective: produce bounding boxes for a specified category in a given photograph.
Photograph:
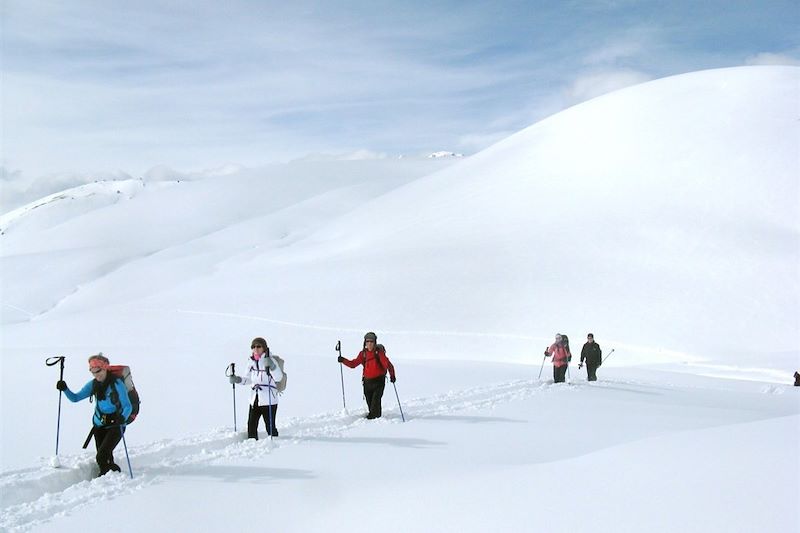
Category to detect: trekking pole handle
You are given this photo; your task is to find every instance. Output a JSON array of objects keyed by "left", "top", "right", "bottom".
[
  {"left": 225, "top": 363, "right": 236, "bottom": 377},
  {"left": 335, "top": 340, "right": 341, "bottom": 354},
  {"left": 46, "top": 356, "right": 65, "bottom": 379}
]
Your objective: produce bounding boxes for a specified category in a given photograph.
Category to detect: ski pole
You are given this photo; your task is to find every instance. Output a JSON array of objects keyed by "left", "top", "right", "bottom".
[
  {"left": 225, "top": 363, "right": 237, "bottom": 432},
  {"left": 537, "top": 353, "right": 547, "bottom": 380},
  {"left": 566, "top": 365, "right": 571, "bottom": 382},
  {"left": 392, "top": 382, "right": 405, "bottom": 422},
  {"left": 267, "top": 380, "right": 275, "bottom": 441},
  {"left": 602, "top": 348, "right": 616, "bottom": 364},
  {"left": 45, "top": 356, "right": 66, "bottom": 457},
  {"left": 119, "top": 425, "right": 133, "bottom": 479},
  {"left": 336, "top": 340, "right": 346, "bottom": 409},
  {"left": 82, "top": 427, "right": 96, "bottom": 449}
]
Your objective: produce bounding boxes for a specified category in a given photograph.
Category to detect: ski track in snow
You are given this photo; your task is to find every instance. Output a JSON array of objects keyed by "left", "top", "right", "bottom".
[{"left": 1, "top": 376, "right": 571, "bottom": 531}]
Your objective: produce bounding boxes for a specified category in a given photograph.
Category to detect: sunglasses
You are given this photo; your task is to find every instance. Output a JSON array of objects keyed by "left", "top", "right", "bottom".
[
  {"left": 90, "top": 367, "right": 104, "bottom": 374},
  {"left": 251, "top": 344, "right": 264, "bottom": 349}
]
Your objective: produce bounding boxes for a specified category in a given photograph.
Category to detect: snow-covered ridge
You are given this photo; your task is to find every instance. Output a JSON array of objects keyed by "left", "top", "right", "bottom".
[
  {"left": 2, "top": 67, "right": 797, "bottom": 355},
  {"left": 0, "top": 179, "right": 153, "bottom": 235}
]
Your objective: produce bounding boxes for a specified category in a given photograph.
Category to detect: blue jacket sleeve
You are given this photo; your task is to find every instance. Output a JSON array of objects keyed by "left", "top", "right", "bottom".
[
  {"left": 64, "top": 380, "right": 93, "bottom": 403},
  {"left": 114, "top": 379, "right": 133, "bottom": 421}
]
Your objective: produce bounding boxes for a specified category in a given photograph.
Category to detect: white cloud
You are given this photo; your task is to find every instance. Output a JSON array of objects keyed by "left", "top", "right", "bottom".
[
  {"left": 745, "top": 52, "right": 800, "bottom": 66},
  {"left": 565, "top": 69, "right": 653, "bottom": 105},
  {"left": 295, "top": 150, "right": 390, "bottom": 162},
  {"left": 456, "top": 131, "right": 514, "bottom": 153}
]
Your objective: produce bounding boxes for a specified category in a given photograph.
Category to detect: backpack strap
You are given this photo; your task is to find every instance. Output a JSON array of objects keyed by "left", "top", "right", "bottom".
[
  {"left": 362, "top": 346, "right": 386, "bottom": 374},
  {"left": 109, "top": 380, "right": 122, "bottom": 415},
  {"left": 375, "top": 346, "right": 385, "bottom": 373}
]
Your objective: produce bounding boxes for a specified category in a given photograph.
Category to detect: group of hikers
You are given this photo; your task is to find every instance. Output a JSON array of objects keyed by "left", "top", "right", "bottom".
[
  {"left": 55, "top": 330, "right": 608, "bottom": 477},
  {"left": 54, "top": 331, "right": 399, "bottom": 476},
  {"left": 50, "top": 329, "right": 799, "bottom": 478},
  {"left": 544, "top": 332, "right": 604, "bottom": 383}
]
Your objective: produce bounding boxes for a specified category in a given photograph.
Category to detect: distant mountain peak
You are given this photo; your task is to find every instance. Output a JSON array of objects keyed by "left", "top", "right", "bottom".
[{"left": 427, "top": 151, "right": 464, "bottom": 159}]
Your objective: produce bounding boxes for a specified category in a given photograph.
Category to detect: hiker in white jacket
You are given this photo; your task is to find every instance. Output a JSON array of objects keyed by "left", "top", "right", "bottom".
[{"left": 229, "top": 337, "right": 284, "bottom": 438}]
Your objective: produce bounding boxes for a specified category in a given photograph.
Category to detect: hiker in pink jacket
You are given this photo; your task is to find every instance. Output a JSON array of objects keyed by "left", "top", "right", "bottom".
[{"left": 544, "top": 333, "right": 572, "bottom": 383}]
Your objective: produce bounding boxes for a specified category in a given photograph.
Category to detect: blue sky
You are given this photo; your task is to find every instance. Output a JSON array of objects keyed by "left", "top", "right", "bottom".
[{"left": 1, "top": 0, "right": 798, "bottom": 180}]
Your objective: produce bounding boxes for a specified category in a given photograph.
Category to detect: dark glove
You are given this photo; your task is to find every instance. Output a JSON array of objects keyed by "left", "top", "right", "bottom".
[
  {"left": 390, "top": 376, "right": 396, "bottom": 383},
  {"left": 544, "top": 350, "right": 550, "bottom": 357},
  {"left": 229, "top": 375, "right": 242, "bottom": 384},
  {"left": 56, "top": 380, "right": 67, "bottom": 391},
  {"left": 337, "top": 355, "right": 345, "bottom": 363}
]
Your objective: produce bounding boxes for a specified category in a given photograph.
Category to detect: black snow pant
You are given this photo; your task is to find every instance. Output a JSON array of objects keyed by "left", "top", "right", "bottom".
[
  {"left": 586, "top": 361, "right": 599, "bottom": 381},
  {"left": 553, "top": 365, "right": 567, "bottom": 383},
  {"left": 94, "top": 425, "right": 123, "bottom": 475},
  {"left": 363, "top": 377, "right": 386, "bottom": 419},
  {"left": 248, "top": 396, "right": 278, "bottom": 439}
]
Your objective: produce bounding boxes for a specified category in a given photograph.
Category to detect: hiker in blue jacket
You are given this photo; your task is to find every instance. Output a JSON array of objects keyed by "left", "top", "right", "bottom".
[{"left": 57, "top": 353, "right": 132, "bottom": 476}]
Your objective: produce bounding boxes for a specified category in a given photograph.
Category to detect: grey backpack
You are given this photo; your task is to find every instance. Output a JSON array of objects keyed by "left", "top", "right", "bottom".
[{"left": 272, "top": 355, "right": 287, "bottom": 393}]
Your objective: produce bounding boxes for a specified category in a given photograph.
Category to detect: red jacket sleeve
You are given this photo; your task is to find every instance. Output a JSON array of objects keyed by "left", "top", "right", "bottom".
[
  {"left": 380, "top": 351, "right": 396, "bottom": 380},
  {"left": 341, "top": 352, "right": 364, "bottom": 369}
]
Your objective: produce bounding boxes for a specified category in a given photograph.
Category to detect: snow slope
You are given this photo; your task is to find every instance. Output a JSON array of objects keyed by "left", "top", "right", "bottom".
[
  {"left": 4, "top": 67, "right": 796, "bottom": 360},
  {"left": 1, "top": 66, "right": 799, "bottom": 532},
  {"left": 1, "top": 365, "right": 797, "bottom": 532}
]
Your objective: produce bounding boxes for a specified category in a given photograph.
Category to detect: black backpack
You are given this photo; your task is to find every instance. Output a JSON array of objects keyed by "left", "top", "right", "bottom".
[
  {"left": 93, "top": 365, "right": 140, "bottom": 422},
  {"left": 364, "top": 344, "right": 387, "bottom": 374},
  {"left": 561, "top": 335, "right": 572, "bottom": 359}
]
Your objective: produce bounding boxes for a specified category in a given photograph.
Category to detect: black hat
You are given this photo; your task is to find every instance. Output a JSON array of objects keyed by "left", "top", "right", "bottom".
[
  {"left": 364, "top": 332, "right": 377, "bottom": 342},
  {"left": 251, "top": 337, "right": 268, "bottom": 349}
]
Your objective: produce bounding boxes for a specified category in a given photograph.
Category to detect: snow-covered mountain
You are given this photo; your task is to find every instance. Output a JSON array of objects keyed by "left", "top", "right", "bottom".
[
  {"left": 4, "top": 66, "right": 795, "bottom": 359},
  {"left": 1, "top": 66, "right": 798, "bottom": 532},
  {"left": 427, "top": 151, "right": 464, "bottom": 158}
]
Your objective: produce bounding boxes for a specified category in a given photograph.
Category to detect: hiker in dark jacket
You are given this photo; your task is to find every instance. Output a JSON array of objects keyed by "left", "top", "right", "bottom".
[
  {"left": 579, "top": 333, "right": 603, "bottom": 381},
  {"left": 338, "top": 331, "right": 396, "bottom": 419},
  {"left": 57, "top": 353, "right": 132, "bottom": 476}
]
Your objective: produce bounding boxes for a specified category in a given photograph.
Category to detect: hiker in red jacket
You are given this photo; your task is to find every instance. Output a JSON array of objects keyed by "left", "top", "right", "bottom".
[
  {"left": 338, "top": 331, "right": 396, "bottom": 419},
  {"left": 544, "top": 333, "right": 572, "bottom": 383}
]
